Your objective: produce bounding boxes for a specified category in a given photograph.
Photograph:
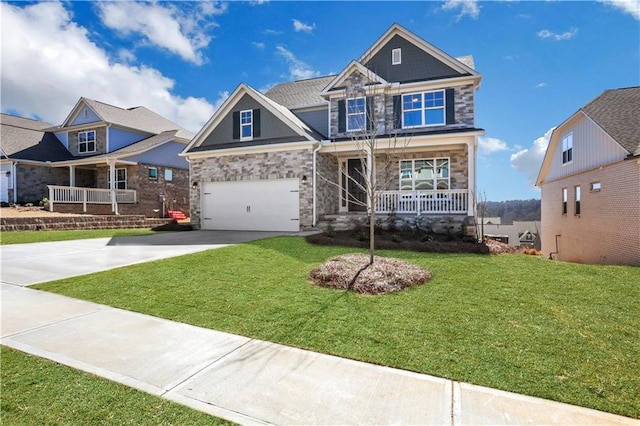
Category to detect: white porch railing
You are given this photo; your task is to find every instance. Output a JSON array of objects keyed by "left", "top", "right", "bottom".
[
  {"left": 375, "top": 189, "right": 469, "bottom": 215},
  {"left": 48, "top": 185, "right": 136, "bottom": 213}
]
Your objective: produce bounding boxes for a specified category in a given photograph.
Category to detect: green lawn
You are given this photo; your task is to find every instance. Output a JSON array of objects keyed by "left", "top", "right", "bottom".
[
  {"left": 34, "top": 236, "right": 640, "bottom": 419},
  {"left": 0, "top": 229, "right": 156, "bottom": 245},
  {"left": 0, "top": 346, "right": 232, "bottom": 425}
]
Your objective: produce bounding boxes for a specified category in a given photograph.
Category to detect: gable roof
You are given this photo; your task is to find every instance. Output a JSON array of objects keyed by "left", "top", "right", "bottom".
[
  {"left": 60, "top": 98, "right": 194, "bottom": 140},
  {"left": 581, "top": 87, "right": 640, "bottom": 156},
  {"left": 1, "top": 115, "right": 74, "bottom": 162},
  {"left": 265, "top": 75, "right": 335, "bottom": 109},
  {"left": 359, "top": 23, "right": 480, "bottom": 79},
  {"left": 322, "top": 60, "right": 388, "bottom": 94},
  {"left": 184, "top": 83, "right": 323, "bottom": 154}
]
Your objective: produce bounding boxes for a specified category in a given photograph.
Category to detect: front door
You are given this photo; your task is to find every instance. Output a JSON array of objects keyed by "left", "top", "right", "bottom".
[{"left": 347, "top": 158, "right": 367, "bottom": 212}]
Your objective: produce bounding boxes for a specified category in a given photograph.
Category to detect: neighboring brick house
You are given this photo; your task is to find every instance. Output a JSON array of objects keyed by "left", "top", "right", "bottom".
[
  {"left": 536, "top": 87, "right": 640, "bottom": 265},
  {"left": 1, "top": 98, "right": 193, "bottom": 217},
  {"left": 182, "top": 24, "right": 484, "bottom": 232}
]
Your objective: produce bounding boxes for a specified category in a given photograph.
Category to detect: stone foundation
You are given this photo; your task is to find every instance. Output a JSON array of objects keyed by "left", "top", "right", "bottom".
[{"left": 0, "top": 215, "right": 173, "bottom": 232}]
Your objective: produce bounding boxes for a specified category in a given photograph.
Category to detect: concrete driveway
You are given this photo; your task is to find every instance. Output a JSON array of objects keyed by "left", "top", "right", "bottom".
[{"left": 0, "top": 230, "right": 295, "bottom": 286}]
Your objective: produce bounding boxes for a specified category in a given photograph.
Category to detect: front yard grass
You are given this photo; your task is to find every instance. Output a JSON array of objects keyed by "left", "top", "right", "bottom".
[
  {"left": 34, "top": 236, "right": 640, "bottom": 419},
  {"left": 0, "top": 228, "right": 155, "bottom": 245},
  {"left": 0, "top": 346, "right": 232, "bottom": 425}
]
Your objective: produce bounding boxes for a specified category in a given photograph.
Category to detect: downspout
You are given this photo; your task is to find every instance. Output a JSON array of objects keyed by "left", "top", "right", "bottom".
[
  {"left": 11, "top": 161, "right": 17, "bottom": 204},
  {"left": 312, "top": 142, "right": 323, "bottom": 227},
  {"left": 105, "top": 123, "right": 111, "bottom": 153}
]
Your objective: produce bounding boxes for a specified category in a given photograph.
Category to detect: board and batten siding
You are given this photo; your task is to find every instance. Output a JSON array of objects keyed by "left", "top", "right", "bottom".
[
  {"left": 109, "top": 127, "right": 149, "bottom": 151},
  {"left": 546, "top": 113, "right": 630, "bottom": 182},
  {"left": 70, "top": 106, "right": 101, "bottom": 126}
]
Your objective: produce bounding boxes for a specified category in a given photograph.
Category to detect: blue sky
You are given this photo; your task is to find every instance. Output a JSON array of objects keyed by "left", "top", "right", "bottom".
[{"left": 2, "top": 1, "right": 638, "bottom": 201}]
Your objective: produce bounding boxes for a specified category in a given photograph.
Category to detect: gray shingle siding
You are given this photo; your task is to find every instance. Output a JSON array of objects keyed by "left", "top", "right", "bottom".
[
  {"left": 200, "top": 94, "right": 302, "bottom": 148},
  {"left": 364, "top": 35, "right": 465, "bottom": 83}
]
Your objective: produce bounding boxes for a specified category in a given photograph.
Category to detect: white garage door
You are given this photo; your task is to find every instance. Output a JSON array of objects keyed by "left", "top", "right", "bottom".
[
  {"left": 201, "top": 179, "right": 300, "bottom": 232},
  {"left": 0, "top": 173, "right": 9, "bottom": 203}
]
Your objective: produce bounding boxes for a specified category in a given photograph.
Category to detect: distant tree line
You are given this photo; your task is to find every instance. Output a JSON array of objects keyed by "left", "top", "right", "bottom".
[{"left": 480, "top": 199, "right": 541, "bottom": 224}]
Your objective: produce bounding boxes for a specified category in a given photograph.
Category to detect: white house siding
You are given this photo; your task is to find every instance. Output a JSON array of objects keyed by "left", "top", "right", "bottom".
[
  {"left": 546, "top": 114, "right": 630, "bottom": 182},
  {"left": 541, "top": 158, "right": 640, "bottom": 265},
  {"left": 189, "top": 147, "right": 315, "bottom": 230}
]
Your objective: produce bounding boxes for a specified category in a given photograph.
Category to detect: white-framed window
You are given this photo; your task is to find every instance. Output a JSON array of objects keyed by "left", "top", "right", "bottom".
[
  {"left": 562, "top": 132, "right": 573, "bottom": 164},
  {"left": 392, "top": 48, "right": 401, "bottom": 65},
  {"left": 575, "top": 186, "right": 581, "bottom": 216},
  {"left": 346, "top": 97, "right": 366, "bottom": 131},
  {"left": 78, "top": 130, "right": 96, "bottom": 154},
  {"left": 165, "top": 169, "right": 173, "bottom": 181},
  {"left": 240, "top": 110, "right": 252, "bottom": 140},
  {"left": 402, "top": 90, "right": 445, "bottom": 128},
  {"left": 115, "top": 168, "right": 127, "bottom": 190},
  {"left": 399, "top": 158, "right": 450, "bottom": 191},
  {"left": 590, "top": 181, "right": 601, "bottom": 191},
  {"left": 562, "top": 188, "right": 568, "bottom": 215},
  {"left": 148, "top": 167, "right": 157, "bottom": 180}
]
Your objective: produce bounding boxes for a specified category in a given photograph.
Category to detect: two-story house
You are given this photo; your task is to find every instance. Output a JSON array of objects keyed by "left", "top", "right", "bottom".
[
  {"left": 536, "top": 87, "right": 640, "bottom": 265},
  {"left": 1, "top": 98, "right": 193, "bottom": 216},
  {"left": 182, "top": 24, "right": 484, "bottom": 232}
]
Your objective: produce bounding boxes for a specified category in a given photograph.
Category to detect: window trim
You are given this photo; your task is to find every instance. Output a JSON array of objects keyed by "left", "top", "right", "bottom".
[
  {"left": 399, "top": 157, "right": 450, "bottom": 191},
  {"left": 392, "top": 48, "right": 401, "bottom": 65},
  {"left": 148, "top": 167, "right": 158, "bottom": 180},
  {"left": 78, "top": 130, "right": 96, "bottom": 154},
  {"left": 562, "top": 132, "right": 573, "bottom": 165},
  {"left": 115, "top": 168, "right": 127, "bottom": 190},
  {"left": 346, "top": 97, "right": 366, "bottom": 132},
  {"left": 165, "top": 169, "right": 173, "bottom": 181},
  {"left": 562, "top": 188, "right": 568, "bottom": 215},
  {"left": 574, "top": 186, "right": 581, "bottom": 216},
  {"left": 240, "top": 109, "right": 253, "bottom": 141},
  {"left": 590, "top": 181, "right": 601, "bottom": 192},
  {"left": 401, "top": 90, "right": 446, "bottom": 128}
]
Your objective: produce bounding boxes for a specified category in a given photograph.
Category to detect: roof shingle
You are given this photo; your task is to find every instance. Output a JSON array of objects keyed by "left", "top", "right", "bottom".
[{"left": 264, "top": 76, "right": 336, "bottom": 109}]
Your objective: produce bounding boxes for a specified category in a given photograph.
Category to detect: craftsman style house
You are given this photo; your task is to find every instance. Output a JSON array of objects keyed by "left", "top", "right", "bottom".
[
  {"left": 536, "top": 87, "right": 640, "bottom": 265},
  {"left": 182, "top": 24, "right": 484, "bottom": 231},
  {"left": 1, "top": 98, "right": 193, "bottom": 216}
]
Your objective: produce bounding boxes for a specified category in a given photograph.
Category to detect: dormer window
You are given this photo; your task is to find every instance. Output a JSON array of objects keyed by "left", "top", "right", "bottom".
[
  {"left": 392, "top": 48, "right": 401, "bottom": 65},
  {"left": 78, "top": 130, "right": 96, "bottom": 154}
]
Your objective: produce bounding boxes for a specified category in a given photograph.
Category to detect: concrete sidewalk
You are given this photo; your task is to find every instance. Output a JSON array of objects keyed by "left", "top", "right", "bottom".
[{"left": 2, "top": 283, "right": 636, "bottom": 425}]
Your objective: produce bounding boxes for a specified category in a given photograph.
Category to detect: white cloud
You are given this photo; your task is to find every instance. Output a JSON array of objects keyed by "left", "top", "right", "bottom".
[
  {"left": 263, "top": 29, "right": 282, "bottom": 35},
  {"left": 441, "top": 0, "right": 481, "bottom": 21},
  {"left": 117, "top": 48, "right": 136, "bottom": 64},
  {"left": 510, "top": 127, "right": 556, "bottom": 188},
  {"left": 293, "top": 19, "right": 315, "bottom": 33},
  {"left": 536, "top": 82, "right": 547, "bottom": 88},
  {"left": 537, "top": 28, "right": 578, "bottom": 41},
  {"left": 0, "top": 2, "right": 214, "bottom": 133},
  {"left": 96, "top": 1, "right": 226, "bottom": 65},
  {"left": 252, "top": 42, "right": 266, "bottom": 49},
  {"left": 598, "top": 0, "right": 640, "bottom": 20},
  {"left": 478, "top": 136, "right": 509, "bottom": 156},
  {"left": 275, "top": 46, "right": 320, "bottom": 80}
]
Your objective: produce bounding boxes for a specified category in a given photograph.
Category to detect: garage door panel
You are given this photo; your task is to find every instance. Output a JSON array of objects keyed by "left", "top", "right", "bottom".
[{"left": 201, "top": 179, "right": 300, "bottom": 232}]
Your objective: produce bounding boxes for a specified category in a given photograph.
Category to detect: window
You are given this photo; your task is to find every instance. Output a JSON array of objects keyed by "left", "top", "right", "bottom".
[
  {"left": 78, "top": 130, "right": 96, "bottom": 154},
  {"left": 562, "top": 132, "right": 573, "bottom": 164},
  {"left": 115, "top": 168, "right": 127, "bottom": 190},
  {"left": 562, "top": 188, "right": 568, "bottom": 215},
  {"left": 240, "top": 110, "right": 252, "bottom": 140},
  {"left": 575, "top": 186, "right": 581, "bottom": 215},
  {"left": 392, "top": 48, "right": 401, "bottom": 65},
  {"left": 165, "top": 169, "right": 173, "bottom": 181},
  {"left": 346, "top": 97, "right": 366, "bottom": 131},
  {"left": 590, "top": 181, "right": 601, "bottom": 191},
  {"left": 400, "top": 158, "right": 450, "bottom": 191},
  {"left": 148, "top": 167, "right": 158, "bottom": 180},
  {"left": 402, "top": 90, "right": 445, "bottom": 128}
]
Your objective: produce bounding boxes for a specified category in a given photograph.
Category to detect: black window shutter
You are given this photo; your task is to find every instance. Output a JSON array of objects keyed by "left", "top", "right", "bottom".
[
  {"left": 445, "top": 88, "right": 455, "bottom": 125},
  {"left": 232, "top": 111, "right": 240, "bottom": 139},
  {"left": 392, "top": 95, "right": 402, "bottom": 129},
  {"left": 366, "top": 96, "right": 374, "bottom": 131},
  {"left": 337, "top": 100, "right": 346, "bottom": 133},
  {"left": 253, "top": 109, "right": 261, "bottom": 138}
]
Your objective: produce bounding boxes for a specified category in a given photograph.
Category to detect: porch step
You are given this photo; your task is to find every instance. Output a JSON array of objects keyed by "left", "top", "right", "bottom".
[
  {"left": 166, "top": 210, "right": 187, "bottom": 220},
  {"left": 0, "top": 215, "right": 174, "bottom": 232}
]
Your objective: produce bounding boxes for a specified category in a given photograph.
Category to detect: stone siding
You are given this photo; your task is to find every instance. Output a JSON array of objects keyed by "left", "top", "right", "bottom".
[
  {"left": 189, "top": 148, "right": 315, "bottom": 229},
  {"left": 16, "top": 164, "right": 69, "bottom": 203},
  {"left": 540, "top": 158, "right": 640, "bottom": 265},
  {"left": 1, "top": 215, "right": 173, "bottom": 232},
  {"left": 68, "top": 127, "right": 107, "bottom": 156},
  {"left": 316, "top": 153, "right": 340, "bottom": 216}
]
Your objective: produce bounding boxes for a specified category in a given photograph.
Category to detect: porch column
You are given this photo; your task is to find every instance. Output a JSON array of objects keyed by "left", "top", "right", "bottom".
[
  {"left": 467, "top": 139, "right": 476, "bottom": 216},
  {"left": 69, "top": 165, "right": 75, "bottom": 187},
  {"left": 108, "top": 160, "right": 118, "bottom": 214}
]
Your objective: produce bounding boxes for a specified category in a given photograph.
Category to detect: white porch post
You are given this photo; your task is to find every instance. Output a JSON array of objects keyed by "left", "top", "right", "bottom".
[
  {"left": 108, "top": 160, "right": 118, "bottom": 214},
  {"left": 69, "top": 165, "right": 75, "bottom": 187},
  {"left": 467, "top": 139, "right": 476, "bottom": 216}
]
